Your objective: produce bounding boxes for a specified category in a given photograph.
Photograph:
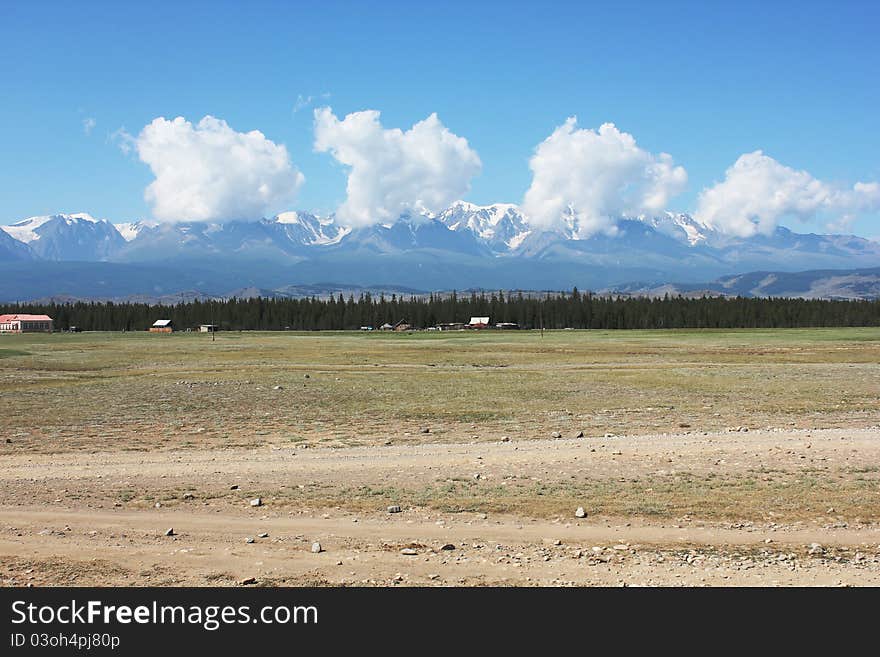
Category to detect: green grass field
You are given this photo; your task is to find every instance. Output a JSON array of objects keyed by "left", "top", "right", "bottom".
[{"left": 2, "top": 328, "right": 878, "bottom": 454}]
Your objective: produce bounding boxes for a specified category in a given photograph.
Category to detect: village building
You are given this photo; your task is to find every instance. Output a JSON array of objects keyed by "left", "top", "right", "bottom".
[
  {"left": 436, "top": 322, "right": 465, "bottom": 331},
  {"left": 198, "top": 324, "right": 218, "bottom": 333},
  {"left": 150, "top": 319, "right": 173, "bottom": 333},
  {"left": 0, "top": 314, "right": 54, "bottom": 333},
  {"left": 467, "top": 316, "right": 490, "bottom": 329},
  {"left": 495, "top": 322, "right": 520, "bottom": 330}
]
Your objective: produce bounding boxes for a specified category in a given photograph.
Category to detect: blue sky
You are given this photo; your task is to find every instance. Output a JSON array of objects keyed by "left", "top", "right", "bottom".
[{"left": 1, "top": 0, "right": 878, "bottom": 236}]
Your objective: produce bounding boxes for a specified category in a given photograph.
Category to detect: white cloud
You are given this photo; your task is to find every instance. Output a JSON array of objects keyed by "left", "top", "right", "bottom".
[
  {"left": 132, "top": 115, "right": 303, "bottom": 222},
  {"left": 695, "top": 151, "right": 880, "bottom": 237},
  {"left": 82, "top": 117, "right": 96, "bottom": 135},
  {"left": 293, "top": 92, "right": 330, "bottom": 114},
  {"left": 522, "top": 118, "right": 687, "bottom": 237},
  {"left": 313, "top": 107, "right": 481, "bottom": 226}
]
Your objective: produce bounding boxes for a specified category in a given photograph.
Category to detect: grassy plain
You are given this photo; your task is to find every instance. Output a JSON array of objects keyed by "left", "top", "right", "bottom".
[
  {"left": 2, "top": 328, "right": 879, "bottom": 586},
  {"left": 1, "top": 328, "right": 878, "bottom": 454}
]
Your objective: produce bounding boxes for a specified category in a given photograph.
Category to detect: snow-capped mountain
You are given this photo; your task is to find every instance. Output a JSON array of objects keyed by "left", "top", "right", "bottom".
[
  {"left": 437, "top": 201, "right": 531, "bottom": 251},
  {"left": 2, "top": 213, "right": 126, "bottom": 261},
  {"left": 336, "top": 211, "right": 490, "bottom": 256},
  {"left": 640, "top": 212, "right": 717, "bottom": 246},
  {"left": 110, "top": 213, "right": 349, "bottom": 262},
  {"left": 273, "top": 211, "right": 349, "bottom": 246},
  {"left": 0, "top": 227, "right": 36, "bottom": 260},
  {"left": 2, "top": 204, "right": 878, "bottom": 297},
  {"left": 114, "top": 220, "right": 158, "bottom": 242}
]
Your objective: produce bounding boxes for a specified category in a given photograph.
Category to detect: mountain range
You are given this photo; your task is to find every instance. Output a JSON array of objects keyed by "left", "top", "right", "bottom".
[{"left": 1, "top": 202, "right": 879, "bottom": 301}]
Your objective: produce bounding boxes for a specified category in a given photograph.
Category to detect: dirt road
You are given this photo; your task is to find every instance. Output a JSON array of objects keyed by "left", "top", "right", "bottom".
[{"left": 2, "top": 428, "right": 879, "bottom": 586}]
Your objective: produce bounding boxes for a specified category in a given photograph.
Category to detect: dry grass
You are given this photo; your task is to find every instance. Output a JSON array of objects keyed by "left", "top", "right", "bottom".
[{"left": 2, "top": 328, "right": 879, "bottom": 454}]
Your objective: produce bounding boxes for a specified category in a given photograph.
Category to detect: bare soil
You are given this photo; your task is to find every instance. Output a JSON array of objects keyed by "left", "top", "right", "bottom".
[{"left": 2, "top": 427, "right": 878, "bottom": 586}]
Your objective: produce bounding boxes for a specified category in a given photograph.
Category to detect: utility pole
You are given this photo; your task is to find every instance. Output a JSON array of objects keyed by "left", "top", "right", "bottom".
[
  {"left": 540, "top": 293, "right": 544, "bottom": 339},
  {"left": 211, "top": 298, "right": 216, "bottom": 342}
]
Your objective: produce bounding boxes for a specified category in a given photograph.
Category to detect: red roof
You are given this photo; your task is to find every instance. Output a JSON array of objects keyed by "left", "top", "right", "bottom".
[{"left": 0, "top": 314, "right": 53, "bottom": 321}]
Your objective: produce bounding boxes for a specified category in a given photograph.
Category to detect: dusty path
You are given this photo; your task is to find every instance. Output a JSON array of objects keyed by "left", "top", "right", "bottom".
[{"left": 2, "top": 428, "right": 879, "bottom": 586}]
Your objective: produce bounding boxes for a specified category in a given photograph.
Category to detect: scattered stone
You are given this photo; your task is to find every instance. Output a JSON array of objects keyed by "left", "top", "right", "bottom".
[
  {"left": 473, "top": 473, "right": 482, "bottom": 480},
  {"left": 679, "top": 423, "right": 691, "bottom": 428},
  {"left": 400, "top": 548, "right": 418, "bottom": 556},
  {"left": 501, "top": 436, "right": 510, "bottom": 442},
  {"left": 240, "top": 577, "right": 256, "bottom": 585},
  {"left": 245, "top": 537, "right": 255, "bottom": 544},
  {"left": 5, "top": 439, "right": 11, "bottom": 444},
  {"left": 551, "top": 431, "right": 562, "bottom": 439},
  {"left": 311, "top": 542, "right": 323, "bottom": 553},
  {"left": 164, "top": 528, "right": 175, "bottom": 536},
  {"left": 257, "top": 532, "right": 269, "bottom": 538},
  {"left": 440, "top": 543, "right": 456, "bottom": 551},
  {"left": 230, "top": 485, "right": 239, "bottom": 490},
  {"left": 604, "top": 433, "right": 616, "bottom": 438},
  {"left": 387, "top": 505, "right": 402, "bottom": 514},
  {"left": 575, "top": 431, "right": 585, "bottom": 438},
  {"left": 182, "top": 493, "right": 194, "bottom": 500},
  {"left": 575, "top": 507, "right": 587, "bottom": 518},
  {"left": 420, "top": 427, "right": 431, "bottom": 434},
  {"left": 154, "top": 502, "right": 161, "bottom": 508},
  {"left": 273, "top": 385, "right": 284, "bottom": 391},
  {"left": 250, "top": 498, "right": 262, "bottom": 507},
  {"left": 303, "top": 374, "right": 310, "bottom": 379}
]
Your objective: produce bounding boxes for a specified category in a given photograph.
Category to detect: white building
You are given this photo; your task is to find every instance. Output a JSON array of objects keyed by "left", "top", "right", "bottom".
[{"left": 0, "top": 314, "right": 53, "bottom": 333}]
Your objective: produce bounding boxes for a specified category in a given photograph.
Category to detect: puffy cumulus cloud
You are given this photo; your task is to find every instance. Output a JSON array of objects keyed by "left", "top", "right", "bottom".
[
  {"left": 695, "top": 151, "right": 880, "bottom": 237},
  {"left": 522, "top": 118, "right": 687, "bottom": 237},
  {"left": 134, "top": 115, "right": 303, "bottom": 222},
  {"left": 313, "top": 107, "right": 481, "bottom": 226}
]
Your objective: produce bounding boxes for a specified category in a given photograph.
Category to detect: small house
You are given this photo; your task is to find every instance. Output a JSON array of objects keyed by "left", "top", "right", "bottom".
[
  {"left": 199, "top": 324, "right": 218, "bottom": 333},
  {"left": 495, "top": 322, "right": 520, "bottom": 330},
  {"left": 150, "top": 319, "right": 173, "bottom": 333},
  {"left": 467, "top": 316, "right": 490, "bottom": 329},
  {"left": 379, "top": 323, "right": 394, "bottom": 331}
]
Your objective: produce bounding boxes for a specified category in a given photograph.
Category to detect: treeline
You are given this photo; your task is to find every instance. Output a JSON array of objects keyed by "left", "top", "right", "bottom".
[{"left": 6, "top": 290, "right": 880, "bottom": 331}]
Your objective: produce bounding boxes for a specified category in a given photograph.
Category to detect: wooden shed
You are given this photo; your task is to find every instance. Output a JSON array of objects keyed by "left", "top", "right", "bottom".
[{"left": 149, "top": 319, "right": 173, "bottom": 333}]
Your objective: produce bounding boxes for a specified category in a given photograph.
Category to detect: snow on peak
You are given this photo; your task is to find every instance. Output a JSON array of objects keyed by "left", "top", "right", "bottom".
[
  {"left": 2, "top": 212, "right": 103, "bottom": 243},
  {"left": 271, "top": 211, "right": 348, "bottom": 245},
  {"left": 274, "top": 211, "right": 309, "bottom": 225},
  {"left": 637, "top": 212, "right": 713, "bottom": 246},
  {"left": 114, "top": 220, "right": 158, "bottom": 242},
  {"left": 438, "top": 201, "right": 529, "bottom": 249}
]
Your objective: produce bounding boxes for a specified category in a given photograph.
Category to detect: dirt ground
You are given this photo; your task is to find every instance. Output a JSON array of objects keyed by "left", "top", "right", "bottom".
[
  {"left": 1, "top": 427, "right": 879, "bottom": 587},
  {"left": 1, "top": 329, "right": 878, "bottom": 586}
]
